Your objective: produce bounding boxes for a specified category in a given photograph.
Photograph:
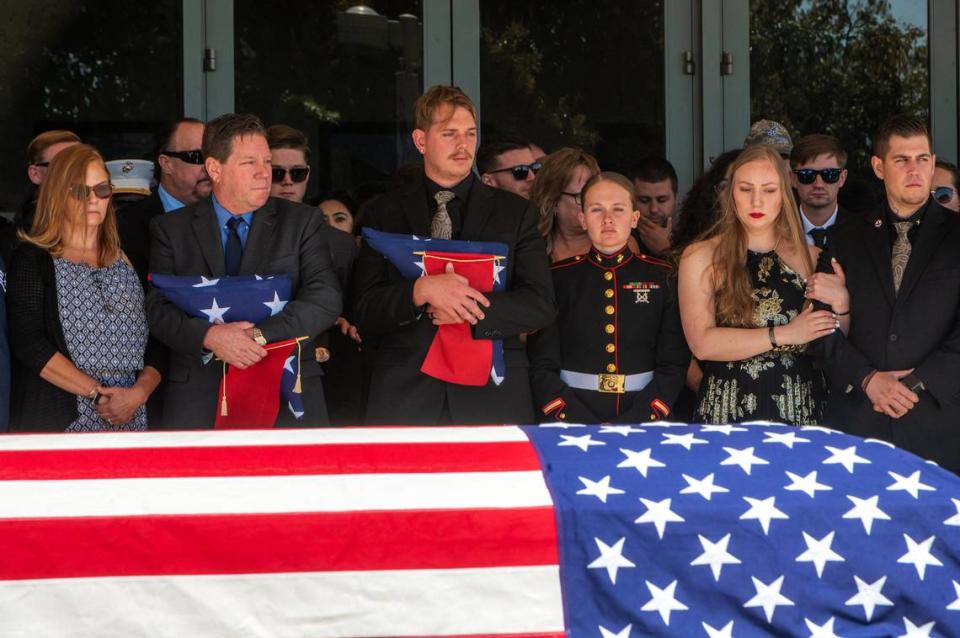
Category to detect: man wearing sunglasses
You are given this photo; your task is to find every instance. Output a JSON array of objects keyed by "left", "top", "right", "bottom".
[
  {"left": 932, "top": 160, "right": 960, "bottom": 213},
  {"left": 809, "top": 115, "right": 960, "bottom": 474},
  {"left": 477, "top": 136, "right": 540, "bottom": 199},
  {"left": 267, "top": 124, "right": 311, "bottom": 204},
  {"left": 789, "top": 134, "right": 850, "bottom": 249}
]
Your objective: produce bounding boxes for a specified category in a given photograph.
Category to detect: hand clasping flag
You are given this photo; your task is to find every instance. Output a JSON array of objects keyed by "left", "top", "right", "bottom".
[
  {"left": 362, "top": 227, "right": 507, "bottom": 386},
  {"left": 149, "top": 273, "right": 306, "bottom": 426}
]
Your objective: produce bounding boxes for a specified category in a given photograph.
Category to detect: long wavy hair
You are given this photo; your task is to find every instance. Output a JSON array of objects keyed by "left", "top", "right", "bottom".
[
  {"left": 703, "top": 144, "right": 812, "bottom": 327},
  {"left": 19, "top": 144, "right": 120, "bottom": 266},
  {"left": 530, "top": 147, "right": 600, "bottom": 255}
]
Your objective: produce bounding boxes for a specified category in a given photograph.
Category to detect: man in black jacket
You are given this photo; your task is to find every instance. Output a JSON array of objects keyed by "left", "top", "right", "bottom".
[
  {"left": 789, "top": 133, "right": 855, "bottom": 249},
  {"left": 352, "top": 86, "right": 555, "bottom": 425},
  {"left": 811, "top": 115, "right": 960, "bottom": 473},
  {"left": 146, "top": 114, "right": 341, "bottom": 428}
]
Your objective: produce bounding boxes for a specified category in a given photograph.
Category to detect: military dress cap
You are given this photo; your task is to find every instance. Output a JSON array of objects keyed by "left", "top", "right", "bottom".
[
  {"left": 743, "top": 119, "right": 793, "bottom": 155},
  {"left": 106, "top": 159, "right": 155, "bottom": 196}
]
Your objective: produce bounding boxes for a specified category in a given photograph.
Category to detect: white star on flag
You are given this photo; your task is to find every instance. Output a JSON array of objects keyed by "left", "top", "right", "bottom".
[
  {"left": 898, "top": 617, "right": 936, "bottom": 638},
  {"left": 743, "top": 575, "right": 794, "bottom": 623},
  {"left": 690, "top": 533, "right": 741, "bottom": 581},
  {"left": 576, "top": 475, "right": 625, "bottom": 503},
  {"left": 897, "top": 534, "right": 943, "bottom": 580},
  {"left": 739, "top": 496, "right": 789, "bottom": 535},
  {"left": 945, "top": 498, "right": 960, "bottom": 526},
  {"left": 587, "top": 537, "right": 635, "bottom": 584},
  {"left": 598, "top": 623, "right": 632, "bottom": 638},
  {"left": 635, "top": 497, "right": 684, "bottom": 539},
  {"left": 842, "top": 494, "right": 891, "bottom": 535},
  {"left": 795, "top": 531, "right": 844, "bottom": 578},
  {"left": 845, "top": 575, "right": 893, "bottom": 621},
  {"left": 262, "top": 291, "right": 288, "bottom": 316},
  {"left": 784, "top": 470, "right": 832, "bottom": 498},
  {"left": 414, "top": 257, "right": 428, "bottom": 277},
  {"left": 287, "top": 401, "right": 304, "bottom": 419},
  {"left": 492, "top": 259, "right": 505, "bottom": 285},
  {"left": 702, "top": 620, "right": 734, "bottom": 638},
  {"left": 886, "top": 470, "right": 935, "bottom": 499},
  {"left": 700, "top": 424, "right": 747, "bottom": 435},
  {"left": 763, "top": 430, "right": 811, "bottom": 448},
  {"left": 947, "top": 580, "right": 960, "bottom": 611},
  {"left": 201, "top": 298, "right": 230, "bottom": 323},
  {"left": 192, "top": 276, "right": 220, "bottom": 287},
  {"left": 283, "top": 356, "right": 295, "bottom": 375},
  {"left": 661, "top": 432, "right": 708, "bottom": 450},
  {"left": 617, "top": 448, "right": 666, "bottom": 477},
  {"left": 822, "top": 445, "right": 871, "bottom": 473},
  {"left": 640, "top": 580, "right": 688, "bottom": 626},
  {"left": 720, "top": 446, "right": 769, "bottom": 475},
  {"left": 558, "top": 434, "right": 605, "bottom": 452},
  {"left": 599, "top": 425, "right": 646, "bottom": 436},
  {"left": 679, "top": 473, "right": 729, "bottom": 501},
  {"left": 802, "top": 425, "right": 841, "bottom": 435},
  {"left": 804, "top": 616, "right": 841, "bottom": 638}
]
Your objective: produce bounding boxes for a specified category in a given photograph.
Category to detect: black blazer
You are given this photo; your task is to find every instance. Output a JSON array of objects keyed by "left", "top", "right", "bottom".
[
  {"left": 351, "top": 178, "right": 556, "bottom": 425},
  {"left": 812, "top": 200, "right": 960, "bottom": 472},
  {"left": 146, "top": 196, "right": 342, "bottom": 428},
  {"left": 118, "top": 191, "right": 165, "bottom": 285},
  {"left": 7, "top": 243, "right": 161, "bottom": 431}
]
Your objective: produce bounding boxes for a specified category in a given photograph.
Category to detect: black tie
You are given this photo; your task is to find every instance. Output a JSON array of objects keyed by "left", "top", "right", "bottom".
[
  {"left": 808, "top": 227, "right": 827, "bottom": 249},
  {"left": 225, "top": 216, "right": 244, "bottom": 276}
]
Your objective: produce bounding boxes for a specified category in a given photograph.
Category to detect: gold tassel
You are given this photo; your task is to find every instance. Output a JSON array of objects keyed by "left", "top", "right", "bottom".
[
  {"left": 220, "top": 360, "right": 228, "bottom": 416},
  {"left": 293, "top": 339, "right": 303, "bottom": 394}
]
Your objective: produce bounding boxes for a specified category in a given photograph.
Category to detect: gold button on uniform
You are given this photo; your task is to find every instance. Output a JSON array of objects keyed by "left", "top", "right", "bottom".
[
  {"left": 606, "top": 343, "right": 616, "bottom": 353},
  {"left": 606, "top": 363, "right": 617, "bottom": 373},
  {"left": 603, "top": 272, "right": 613, "bottom": 281},
  {"left": 605, "top": 324, "right": 615, "bottom": 334},
  {"left": 604, "top": 289, "right": 614, "bottom": 298},
  {"left": 605, "top": 305, "right": 615, "bottom": 315}
]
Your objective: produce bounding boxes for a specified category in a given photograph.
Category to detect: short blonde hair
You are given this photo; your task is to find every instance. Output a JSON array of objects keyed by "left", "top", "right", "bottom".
[{"left": 414, "top": 85, "right": 477, "bottom": 131}]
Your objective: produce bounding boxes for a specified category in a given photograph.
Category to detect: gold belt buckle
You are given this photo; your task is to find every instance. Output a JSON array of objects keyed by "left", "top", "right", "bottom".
[{"left": 598, "top": 373, "right": 626, "bottom": 394}]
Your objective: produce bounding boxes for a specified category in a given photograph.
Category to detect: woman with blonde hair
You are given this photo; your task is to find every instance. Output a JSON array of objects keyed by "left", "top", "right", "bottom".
[
  {"left": 678, "top": 144, "right": 847, "bottom": 424},
  {"left": 530, "top": 147, "right": 602, "bottom": 262},
  {"left": 7, "top": 144, "right": 160, "bottom": 431}
]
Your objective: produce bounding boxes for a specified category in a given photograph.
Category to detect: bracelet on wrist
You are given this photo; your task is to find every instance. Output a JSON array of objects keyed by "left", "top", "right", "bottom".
[{"left": 768, "top": 325, "right": 779, "bottom": 349}]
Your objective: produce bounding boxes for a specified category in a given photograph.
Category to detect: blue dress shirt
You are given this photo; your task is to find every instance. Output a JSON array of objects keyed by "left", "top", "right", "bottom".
[
  {"left": 211, "top": 194, "right": 254, "bottom": 251},
  {"left": 157, "top": 184, "right": 186, "bottom": 213}
]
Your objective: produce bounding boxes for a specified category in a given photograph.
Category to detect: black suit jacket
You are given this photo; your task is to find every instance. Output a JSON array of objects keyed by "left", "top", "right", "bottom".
[
  {"left": 352, "top": 178, "right": 556, "bottom": 425},
  {"left": 118, "top": 192, "right": 166, "bottom": 285},
  {"left": 146, "top": 196, "right": 342, "bottom": 428},
  {"left": 812, "top": 200, "right": 960, "bottom": 472}
]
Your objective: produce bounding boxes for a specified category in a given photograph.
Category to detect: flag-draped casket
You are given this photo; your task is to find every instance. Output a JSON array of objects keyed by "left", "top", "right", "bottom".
[{"left": 1, "top": 424, "right": 959, "bottom": 637}]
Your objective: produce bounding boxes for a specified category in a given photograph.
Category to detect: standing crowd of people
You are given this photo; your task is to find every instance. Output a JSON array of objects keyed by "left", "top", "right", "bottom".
[{"left": 0, "top": 85, "right": 958, "bottom": 474}]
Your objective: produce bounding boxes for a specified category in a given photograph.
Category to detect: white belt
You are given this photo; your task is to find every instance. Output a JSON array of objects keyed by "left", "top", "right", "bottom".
[{"left": 560, "top": 369, "right": 653, "bottom": 394}]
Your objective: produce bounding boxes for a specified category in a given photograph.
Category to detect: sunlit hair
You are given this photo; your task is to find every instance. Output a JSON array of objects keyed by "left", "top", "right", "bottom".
[
  {"left": 414, "top": 85, "right": 477, "bottom": 131},
  {"left": 581, "top": 171, "right": 638, "bottom": 209},
  {"left": 529, "top": 147, "right": 600, "bottom": 255},
  {"left": 27, "top": 129, "right": 81, "bottom": 165},
  {"left": 19, "top": 144, "right": 120, "bottom": 266},
  {"left": 700, "top": 144, "right": 812, "bottom": 328}
]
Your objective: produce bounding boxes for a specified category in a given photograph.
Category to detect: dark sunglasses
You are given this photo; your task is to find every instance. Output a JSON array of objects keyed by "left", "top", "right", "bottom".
[
  {"left": 272, "top": 166, "right": 310, "bottom": 183},
  {"left": 561, "top": 191, "right": 583, "bottom": 206},
  {"left": 162, "top": 149, "right": 204, "bottom": 165},
  {"left": 793, "top": 168, "right": 843, "bottom": 185},
  {"left": 69, "top": 182, "right": 114, "bottom": 201},
  {"left": 488, "top": 161, "right": 542, "bottom": 181},
  {"left": 933, "top": 186, "right": 957, "bottom": 205}
]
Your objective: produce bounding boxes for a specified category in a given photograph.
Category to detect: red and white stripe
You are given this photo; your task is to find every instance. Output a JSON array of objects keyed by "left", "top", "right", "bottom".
[{"left": 0, "top": 427, "right": 564, "bottom": 637}]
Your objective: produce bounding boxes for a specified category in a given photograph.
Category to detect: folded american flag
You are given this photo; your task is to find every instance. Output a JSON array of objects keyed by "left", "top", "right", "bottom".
[
  {"left": 150, "top": 273, "right": 305, "bottom": 422},
  {"left": 362, "top": 227, "right": 508, "bottom": 386}
]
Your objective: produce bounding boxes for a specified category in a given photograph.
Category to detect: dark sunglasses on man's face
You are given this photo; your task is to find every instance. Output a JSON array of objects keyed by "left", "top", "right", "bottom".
[
  {"left": 69, "top": 182, "right": 114, "bottom": 201},
  {"left": 162, "top": 149, "right": 204, "bottom": 165},
  {"left": 272, "top": 166, "right": 310, "bottom": 183},
  {"left": 933, "top": 186, "right": 957, "bottom": 205},
  {"left": 793, "top": 168, "right": 843, "bottom": 185},
  {"left": 488, "top": 161, "right": 542, "bottom": 181}
]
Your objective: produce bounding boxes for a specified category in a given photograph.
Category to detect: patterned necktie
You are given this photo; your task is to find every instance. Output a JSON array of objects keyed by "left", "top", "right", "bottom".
[
  {"left": 431, "top": 190, "right": 455, "bottom": 240},
  {"left": 225, "top": 216, "right": 245, "bottom": 276},
  {"left": 891, "top": 220, "right": 913, "bottom": 293},
  {"left": 808, "top": 227, "right": 827, "bottom": 249}
]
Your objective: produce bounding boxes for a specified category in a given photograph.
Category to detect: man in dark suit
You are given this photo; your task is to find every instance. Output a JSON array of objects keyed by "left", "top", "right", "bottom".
[
  {"left": 119, "top": 118, "right": 211, "bottom": 283},
  {"left": 789, "top": 134, "right": 855, "bottom": 249},
  {"left": 146, "top": 113, "right": 341, "bottom": 428},
  {"left": 810, "top": 115, "right": 960, "bottom": 473},
  {"left": 352, "top": 86, "right": 555, "bottom": 425}
]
